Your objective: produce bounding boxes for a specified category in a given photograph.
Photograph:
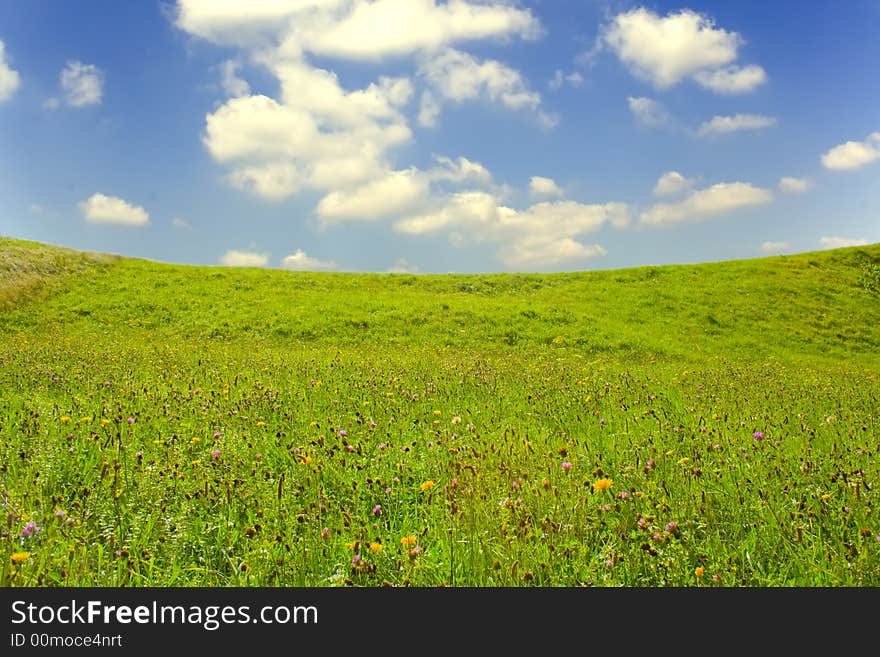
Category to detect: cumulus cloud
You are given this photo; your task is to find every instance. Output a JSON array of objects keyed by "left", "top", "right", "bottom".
[
  {"left": 821, "top": 132, "right": 880, "bottom": 171},
  {"left": 78, "top": 193, "right": 150, "bottom": 226},
  {"left": 175, "top": 0, "right": 540, "bottom": 56},
  {"left": 417, "top": 90, "right": 441, "bottom": 127},
  {"left": 387, "top": 258, "right": 420, "bottom": 274},
  {"left": 0, "top": 40, "right": 21, "bottom": 103},
  {"left": 429, "top": 155, "right": 492, "bottom": 186},
  {"left": 219, "top": 250, "right": 269, "bottom": 267},
  {"left": 396, "top": 193, "right": 627, "bottom": 269},
  {"left": 281, "top": 249, "right": 337, "bottom": 270},
  {"left": 316, "top": 169, "right": 429, "bottom": 221},
  {"left": 759, "top": 241, "right": 791, "bottom": 254},
  {"left": 653, "top": 171, "right": 693, "bottom": 197},
  {"left": 419, "top": 48, "right": 547, "bottom": 125},
  {"left": 599, "top": 8, "right": 765, "bottom": 93},
  {"left": 640, "top": 182, "right": 773, "bottom": 226},
  {"left": 548, "top": 69, "right": 583, "bottom": 90},
  {"left": 627, "top": 96, "right": 670, "bottom": 127},
  {"left": 59, "top": 61, "right": 104, "bottom": 107},
  {"left": 529, "top": 176, "right": 563, "bottom": 198},
  {"left": 778, "top": 177, "right": 810, "bottom": 194},
  {"left": 819, "top": 236, "right": 869, "bottom": 249},
  {"left": 219, "top": 60, "right": 251, "bottom": 97},
  {"left": 697, "top": 113, "right": 776, "bottom": 136}
]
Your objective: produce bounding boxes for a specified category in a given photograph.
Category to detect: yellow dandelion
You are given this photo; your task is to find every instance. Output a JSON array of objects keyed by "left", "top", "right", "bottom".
[
  {"left": 665, "top": 449, "right": 675, "bottom": 456},
  {"left": 191, "top": 437, "right": 200, "bottom": 443},
  {"left": 433, "top": 410, "right": 442, "bottom": 416},
  {"left": 432, "top": 420, "right": 441, "bottom": 425},
  {"left": 821, "top": 493, "right": 832, "bottom": 500},
  {"left": 60, "top": 416, "right": 71, "bottom": 423},
  {"left": 712, "top": 413, "right": 719, "bottom": 420},
  {"left": 80, "top": 416, "right": 92, "bottom": 423},
  {"left": 11, "top": 552, "right": 30, "bottom": 563},
  {"left": 369, "top": 542, "right": 383, "bottom": 552},
  {"left": 190, "top": 459, "right": 200, "bottom": 466},
  {"left": 363, "top": 401, "right": 370, "bottom": 406},
  {"left": 101, "top": 419, "right": 111, "bottom": 426},
  {"left": 678, "top": 457, "right": 690, "bottom": 465},
  {"left": 593, "top": 478, "right": 613, "bottom": 493},
  {"left": 345, "top": 541, "right": 358, "bottom": 551},
  {"left": 695, "top": 566, "right": 705, "bottom": 577},
  {"left": 401, "top": 536, "right": 417, "bottom": 547},
  {"left": 303, "top": 455, "right": 312, "bottom": 465},
  {"left": 419, "top": 480, "right": 435, "bottom": 491},
  {"left": 256, "top": 421, "right": 266, "bottom": 427}
]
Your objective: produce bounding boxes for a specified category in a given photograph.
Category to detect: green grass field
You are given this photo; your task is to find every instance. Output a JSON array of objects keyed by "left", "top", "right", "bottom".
[{"left": 2, "top": 235, "right": 879, "bottom": 586}]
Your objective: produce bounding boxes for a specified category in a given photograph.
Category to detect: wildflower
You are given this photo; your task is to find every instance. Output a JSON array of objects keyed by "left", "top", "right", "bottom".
[
  {"left": 126, "top": 417, "right": 135, "bottom": 425},
  {"left": 103, "top": 381, "right": 111, "bottom": 387},
  {"left": 369, "top": 421, "right": 377, "bottom": 429},
  {"left": 637, "top": 517, "right": 647, "bottom": 529},
  {"left": 593, "top": 478, "right": 613, "bottom": 493},
  {"left": 101, "top": 419, "right": 111, "bottom": 426},
  {"left": 419, "top": 480, "right": 435, "bottom": 491},
  {"left": 651, "top": 532, "right": 663, "bottom": 543},
  {"left": 378, "top": 443, "right": 387, "bottom": 450},
  {"left": 213, "top": 431, "right": 221, "bottom": 439},
  {"left": 54, "top": 509, "right": 65, "bottom": 519},
  {"left": 619, "top": 491, "right": 629, "bottom": 500},
  {"left": 678, "top": 457, "right": 690, "bottom": 465},
  {"left": 451, "top": 416, "right": 462, "bottom": 425},
  {"left": 753, "top": 431, "right": 764, "bottom": 441},
  {"left": 561, "top": 461, "right": 573, "bottom": 472},
  {"left": 372, "top": 504, "right": 382, "bottom": 516},
  {"left": 407, "top": 545, "right": 422, "bottom": 558},
  {"left": 321, "top": 527, "right": 330, "bottom": 540},
  {"left": 60, "top": 416, "right": 71, "bottom": 423},
  {"left": 695, "top": 566, "right": 705, "bottom": 577},
  {"left": 821, "top": 493, "right": 832, "bottom": 501},
  {"left": 339, "top": 429, "right": 347, "bottom": 437},
  {"left": 433, "top": 410, "right": 441, "bottom": 416},
  {"left": 256, "top": 421, "right": 266, "bottom": 427},
  {"left": 303, "top": 455, "right": 312, "bottom": 465},
  {"left": 605, "top": 559, "right": 614, "bottom": 568},
  {"left": 665, "top": 521, "right": 678, "bottom": 533},
  {"left": 80, "top": 416, "right": 91, "bottom": 423},
  {"left": 369, "top": 542, "right": 383, "bottom": 552},
  {"left": 346, "top": 541, "right": 358, "bottom": 551},
  {"left": 10, "top": 552, "right": 30, "bottom": 563},
  {"left": 645, "top": 458, "right": 655, "bottom": 470},
  {"left": 20, "top": 521, "right": 40, "bottom": 539},
  {"left": 665, "top": 450, "right": 674, "bottom": 456},
  {"left": 401, "top": 536, "right": 417, "bottom": 547},
  {"left": 599, "top": 418, "right": 606, "bottom": 425},
  {"left": 351, "top": 554, "right": 362, "bottom": 567}
]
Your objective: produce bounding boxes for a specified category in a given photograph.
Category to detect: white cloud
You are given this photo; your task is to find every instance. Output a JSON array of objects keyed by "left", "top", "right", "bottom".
[
  {"left": 228, "top": 161, "right": 302, "bottom": 200},
  {"left": 419, "top": 48, "right": 547, "bottom": 124},
  {"left": 219, "top": 249, "right": 269, "bottom": 267},
  {"left": 640, "top": 182, "right": 773, "bottom": 226},
  {"left": 778, "top": 177, "right": 810, "bottom": 194},
  {"left": 759, "top": 241, "right": 791, "bottom": 254},
  {"left": 78, "top": 193, "right": 150, "bottom": 226},
  {"left": 171, "top": 217, "right": 192, "bottom": 229},
  {"left": 418, "top": 90, "right": 441, "bottom": 127},
  {"left": 653, "top": 171, "right": 693, "bottom": 197},
  {"left": 299, "top": 0, "right": 541, "bottom": 61},
  {"left": 281, "top": 249, "right": 337, "bottom": 270},
  {"left": 548, "top": 69, "right": 584, "bottom": 90},
  {"left": 60, "top": 61, "right": 104, "bottom": 107},
  {"left": 396, "top": 193, "right": 627, "bottom": 269},
  {"left": 600, "top": 8, "right": 764, "bottom": 94},
  {"left": 693, "top": 65, "right": 767, "bottom": 94},
  {"left": 0, "top": 40, "right": 21, "bottom": 103},
  {"left": 219, "top": 60, "right": 251, "bottom": 97},
  {"left": 627, "top": 96, "right": 670, "bottom": 127},
  {"left": 316, "top": 169, "right": 429, "bottom": 221},
  {"left": 697, "top": 113, "right": 776, "bottom": 136},
  {"left": 819, "top": 236, "right": 869, "bottom": 250},
  {"left": 387, "top": 258, "right": 420, "bottom": 274},
  {"left": 429, "top": 155, "right": 492, "bottom": 186},
  {"left": 821, "top": 132, "right": 880, "bottom": 171},
  {"left": 529, "top": 176, "right": 563, "bottom": 198}
]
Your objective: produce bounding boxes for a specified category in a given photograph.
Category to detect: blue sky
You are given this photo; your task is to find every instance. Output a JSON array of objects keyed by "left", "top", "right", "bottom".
[{"left": 1, "top": 0, "right": 878, "bottom": 273}]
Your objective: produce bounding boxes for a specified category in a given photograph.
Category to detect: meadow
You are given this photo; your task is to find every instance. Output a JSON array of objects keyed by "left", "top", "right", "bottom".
[{"left": 1, "top": 236, "right": 879, "bottom": 586}]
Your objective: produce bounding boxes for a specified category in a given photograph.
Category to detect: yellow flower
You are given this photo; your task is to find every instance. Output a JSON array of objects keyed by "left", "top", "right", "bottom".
[
  {"left": 190, "top": 460, "right": 200, "bottom": 466},
  {"left": 369, "top": 542, "right": 383, "bottom": 552},
  {"left": 191, "top": 437, "right": 200, "bottom": 443},
  {"left": 419, "top": 480, "right": 435, "bottom": 491},
  {"left": 303, "top": 456, "right": 312, "bottom": 465},
  {"left": 678, "top": 457, "right": 690, "bottom": 465},
  {"left": 256, "top": 421, "right": 266, "bottom": 427},
  {"left": 695, "top": 566, "right": 705, "bottom": 577},
  {"left": 712, "top": 413, "right": 719, "bottom": 420},
  {"left": 593, "top": 478, "right": 613, "bottom": 493},
  {"left": 101, "top": 419, "right": 111, "bottom": 426},
  {"left": 665, "top": 449, "right": 675, "bottom": 456},
  {"left": 433, "top": 410, "right": 442, "bottom": 416},
  {"left": 821, "top": 493, "right": 832, "bottom": 500},
  {"left": 309, "top": 421, "right": 318, "bottom": 427},
  {"left": 346, "top": 541, "right": 359, "bottom": 551},
  {"left": 60, "top": 416, "right": 71, "bottom": 423},
  {"left": 401, "top": 536, "right": 417, "bottom": 547},
  {"left": 80, "top": 416, "right": 92, "bottom": 423},
  {"left": 10, "top": 552, "right": 30, "bottom": 563}
]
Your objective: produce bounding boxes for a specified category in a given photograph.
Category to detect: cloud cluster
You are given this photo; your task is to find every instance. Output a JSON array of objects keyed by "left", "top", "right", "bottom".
[
  {"left": 821, "top": 132, "right": 880, "bottom": 171},
  {"left": 640, "top": 182, "right": 772, "bottom": 226},
  {"left": 78, "top": 193, "right": 149, "bottom": 226},
  {"left": 697, "top": 113, "right": 776, "bottom": 137},
  {"left": 0, "top": 39, "right": 21, "bottom": 103},
  {"left": 600, "top": 8, "right": 766, "bottom": 94}
]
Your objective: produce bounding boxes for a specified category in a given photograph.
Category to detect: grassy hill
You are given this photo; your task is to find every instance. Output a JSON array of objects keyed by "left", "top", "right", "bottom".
[
  {"left": 2, "top": 235, "right": 880, "bottom": 367},
  {"left": 1, "top": 236, "right": 879, "bottom": 587}
]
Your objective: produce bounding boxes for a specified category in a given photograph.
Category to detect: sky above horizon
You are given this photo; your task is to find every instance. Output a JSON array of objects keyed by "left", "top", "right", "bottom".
[{"left": 1, "top": 0, "right": 878, "bottom": 273}]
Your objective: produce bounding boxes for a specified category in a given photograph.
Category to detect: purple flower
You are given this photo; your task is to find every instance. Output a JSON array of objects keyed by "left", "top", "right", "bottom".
[
  {"left": 753, "top": 431, "right": 764, "bottom": 441},
  {"left": 321, "top": 527, "right": 330, "bottom": 540},
  {"left": 126, "top": 417, "right": 135, "bottom": 425},
  {"left": 54, "top": 509, "right": 65, "bottom": 519},
  {"left": 369, "top": 421, "right": 377, "bottom": 429},
  {"left": 637, "top": 517, "right": 647, "bottom": 529},
  {"left": 599, "top": 418, "right": 606, "bottom": 425},
  {"left": 605, "top": 559, "right": 614, "bottom": 569},
  {"left": 646, "top": 458, "right": 655, "bottom": 470},
  {"left": 339, "top": 429, "right": 348, "bottom": 437},
  {"left": 213, "top": 431, "right": 222, "bottom": 439},
  {"left": 372, "top": 504, "right": 382, "bottom": 516},
  {"left": 351, "top": 554, "right": 362, "bottom": 567},
  {"left": 212, "top": 449, "right": 222, "bottom": 460},
  {"left": 103, "top": 381, "right": 111, "bottom": 388},
  {"left": 561, "top": 461, "right": 573, "bottom": 472},
  {"left": 618, "top": 491, "right": 629, "bottom": 500},
  {"left": 378, "top": 443, "right": 387, "bottom": 450},
  {"left": 20, "top": 520, "right": 40, "bottom": 539},
  {"left": 665, "top": 521, "right": 678, "bottom": 533}
]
